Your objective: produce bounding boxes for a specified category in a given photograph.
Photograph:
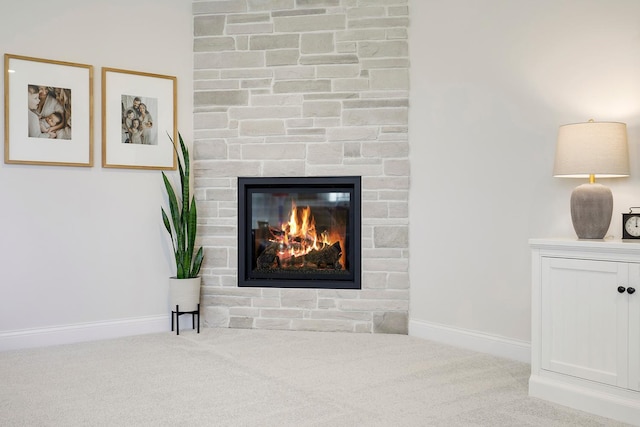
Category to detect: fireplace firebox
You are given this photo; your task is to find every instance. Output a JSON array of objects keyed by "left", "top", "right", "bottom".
[{"left": 238, "top": 176, "right": 361, "bottom": 289}]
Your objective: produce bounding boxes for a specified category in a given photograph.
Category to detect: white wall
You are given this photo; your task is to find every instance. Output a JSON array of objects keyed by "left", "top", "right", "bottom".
[
  {"left": 5, "top": 0, "right": 640, "bottom": 354},
  {"left": 0, "top": 0, "right": 193, "bottom": 349},
  {"left": 409, "top": 0, "right": 640, "bottom": 351}
]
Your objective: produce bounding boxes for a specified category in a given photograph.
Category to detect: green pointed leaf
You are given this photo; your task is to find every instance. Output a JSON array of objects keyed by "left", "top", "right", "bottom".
[
  {"left": 161, "top": 208, "right": 172, "bottom": 236},
  {"left": 191, "top": 247, "right": 204, "bottom": 277},
  {"left": 186, "top": 197, "right": 197, "bottom": 263},
  {"left": 179, "top": 134, "right": 190, "bottom": 222},
  {"left": 162, "top": 172, "right": 180, "bottom": 229}
]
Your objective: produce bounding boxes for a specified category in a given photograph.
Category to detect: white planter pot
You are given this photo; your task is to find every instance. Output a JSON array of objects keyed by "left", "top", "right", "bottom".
[{"left": 169, "top": 277, "right": 201, "bottom": 312}]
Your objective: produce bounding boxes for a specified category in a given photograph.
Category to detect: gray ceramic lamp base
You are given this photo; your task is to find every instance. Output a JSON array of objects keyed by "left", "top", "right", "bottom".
[{"left": 570, "top": 183, "right": 613, "bottom": 239}]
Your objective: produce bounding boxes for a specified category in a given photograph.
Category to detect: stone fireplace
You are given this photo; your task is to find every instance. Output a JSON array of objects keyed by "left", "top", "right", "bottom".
[{"left": 192, "top": 0, "right": 410, "bottom": 334}]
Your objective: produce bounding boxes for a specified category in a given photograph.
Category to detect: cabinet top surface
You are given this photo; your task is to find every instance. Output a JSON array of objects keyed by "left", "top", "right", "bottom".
[{"left": 530, "top": 237, "right": 640, "bottom": 255}]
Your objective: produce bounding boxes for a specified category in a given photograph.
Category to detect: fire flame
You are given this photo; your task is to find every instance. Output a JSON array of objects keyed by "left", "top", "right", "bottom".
[{"left": 271, "top": 201, "right": 345, "bottom": 268}]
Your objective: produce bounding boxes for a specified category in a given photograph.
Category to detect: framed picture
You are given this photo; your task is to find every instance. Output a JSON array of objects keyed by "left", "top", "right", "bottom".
[
  {"left": 4, "top": 54, "right": 93, "bottom": 166},
  {"left": 102, "top": 67, "right": 177, "bottom": 170}
]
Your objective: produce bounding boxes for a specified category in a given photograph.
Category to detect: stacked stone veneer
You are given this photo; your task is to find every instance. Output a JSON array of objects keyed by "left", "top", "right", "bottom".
[{"left": 192, "top": 0, "right": 409, "bottom": 334}]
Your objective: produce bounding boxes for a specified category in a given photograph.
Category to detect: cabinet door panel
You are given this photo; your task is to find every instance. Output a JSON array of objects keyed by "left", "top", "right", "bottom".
[
  {"left": 541, "top": 257, "right": 629, "bottom": 388},
  {"left": 629, "top": 263, "right": 640, "bottom": 392}
]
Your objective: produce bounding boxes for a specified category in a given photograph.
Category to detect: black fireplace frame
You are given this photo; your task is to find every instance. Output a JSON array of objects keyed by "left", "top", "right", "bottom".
[{"left": 238, "top": 176, "right": 361, "bottom": 289}]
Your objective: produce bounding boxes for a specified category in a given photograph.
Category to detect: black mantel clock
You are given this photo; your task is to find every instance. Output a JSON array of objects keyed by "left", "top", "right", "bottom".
[{"left": 622, "top": 207, "right": 640, "bottom": 239}]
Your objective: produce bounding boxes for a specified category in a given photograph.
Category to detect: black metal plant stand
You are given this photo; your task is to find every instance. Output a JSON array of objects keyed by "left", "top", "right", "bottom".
[{"left": 171, "top": 304, "right": 200, "bottom": 335}]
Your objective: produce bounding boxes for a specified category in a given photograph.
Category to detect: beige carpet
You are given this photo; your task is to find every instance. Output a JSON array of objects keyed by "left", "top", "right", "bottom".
[{"left": 0, "top": 328, "right": 630, "bottom": 426}]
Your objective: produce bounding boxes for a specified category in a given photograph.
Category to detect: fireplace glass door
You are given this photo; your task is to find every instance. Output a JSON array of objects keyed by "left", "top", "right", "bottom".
[{"left": 238, "top": 177, "right": 361, "bottom": 289}]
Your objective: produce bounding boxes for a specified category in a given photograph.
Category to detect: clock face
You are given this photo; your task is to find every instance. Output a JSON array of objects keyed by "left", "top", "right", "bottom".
[{"left": 625, "top": 215, "right": 640, "bottom": 237}]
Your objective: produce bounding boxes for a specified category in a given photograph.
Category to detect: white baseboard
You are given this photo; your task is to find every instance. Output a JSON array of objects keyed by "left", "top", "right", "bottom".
[
  {"left": 3, "top": 316, "right": 531, "bottom": 361},
  {"left": 409, "top": 319, "right": 531, "bottom": 363},
  {"left": 0, "top": 315, "right": 169, "bottom": 351},
  {"left": 529, "top": 375, "right": 640, "bottom": 426}
]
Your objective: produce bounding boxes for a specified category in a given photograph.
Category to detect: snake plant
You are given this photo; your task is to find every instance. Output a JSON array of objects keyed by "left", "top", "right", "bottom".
[{"left": 161, "top": 133, "right": 204, "bottom": 279}]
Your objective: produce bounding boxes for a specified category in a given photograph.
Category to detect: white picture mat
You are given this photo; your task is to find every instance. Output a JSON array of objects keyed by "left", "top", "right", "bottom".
[
  {"left": 103, "top": 70, "right": 175, "bottom": 169},
  {"left": 7, "top": 57, "right": 91, "bottom": 165}
]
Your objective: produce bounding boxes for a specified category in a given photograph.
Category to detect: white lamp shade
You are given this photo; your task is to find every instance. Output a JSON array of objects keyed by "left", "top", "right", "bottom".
[{"left": 553, "top": 121, "right": 629, "bottom": 178}]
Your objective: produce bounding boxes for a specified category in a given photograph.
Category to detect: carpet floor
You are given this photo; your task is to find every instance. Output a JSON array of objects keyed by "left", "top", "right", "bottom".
[{"left": 0, "top": 328, "right": 631, "bottom": 426}]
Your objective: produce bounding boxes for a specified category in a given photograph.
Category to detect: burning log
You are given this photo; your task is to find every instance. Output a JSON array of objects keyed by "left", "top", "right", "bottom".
[
  {"left": 303, "top": 241, "right": 342, "bottom": 269},
  {"left": 256, "top": 243, "right": 280, "bottom": 269},
  {"left": 255, "top": 241, "right": 343, "bottom": 271},
  {"left": 269, "top": 227, "right": 284, "bottom": 238}
]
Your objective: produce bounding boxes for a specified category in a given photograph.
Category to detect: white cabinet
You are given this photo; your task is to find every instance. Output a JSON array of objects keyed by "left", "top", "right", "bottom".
[{"left": 530, "top": 239, "right": 640, "bottom": 426}]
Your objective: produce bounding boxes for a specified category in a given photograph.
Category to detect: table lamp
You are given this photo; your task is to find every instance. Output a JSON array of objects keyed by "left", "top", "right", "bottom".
[{"left": 553, "top": 120, "right": 629, "bottom": 239}]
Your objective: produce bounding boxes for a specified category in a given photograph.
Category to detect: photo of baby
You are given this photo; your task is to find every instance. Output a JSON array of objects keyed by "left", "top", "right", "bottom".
[{"left": 27, "top": 84, "right": 72, "bottom": 140}]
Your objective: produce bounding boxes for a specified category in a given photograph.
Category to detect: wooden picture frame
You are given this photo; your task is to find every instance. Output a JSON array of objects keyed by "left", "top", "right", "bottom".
[
  {"left": 4, "top": 54, "right": 93, "bottom": 167},
  {"left": 102, "top": 67, "right": 176, "bottom": 170}
]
